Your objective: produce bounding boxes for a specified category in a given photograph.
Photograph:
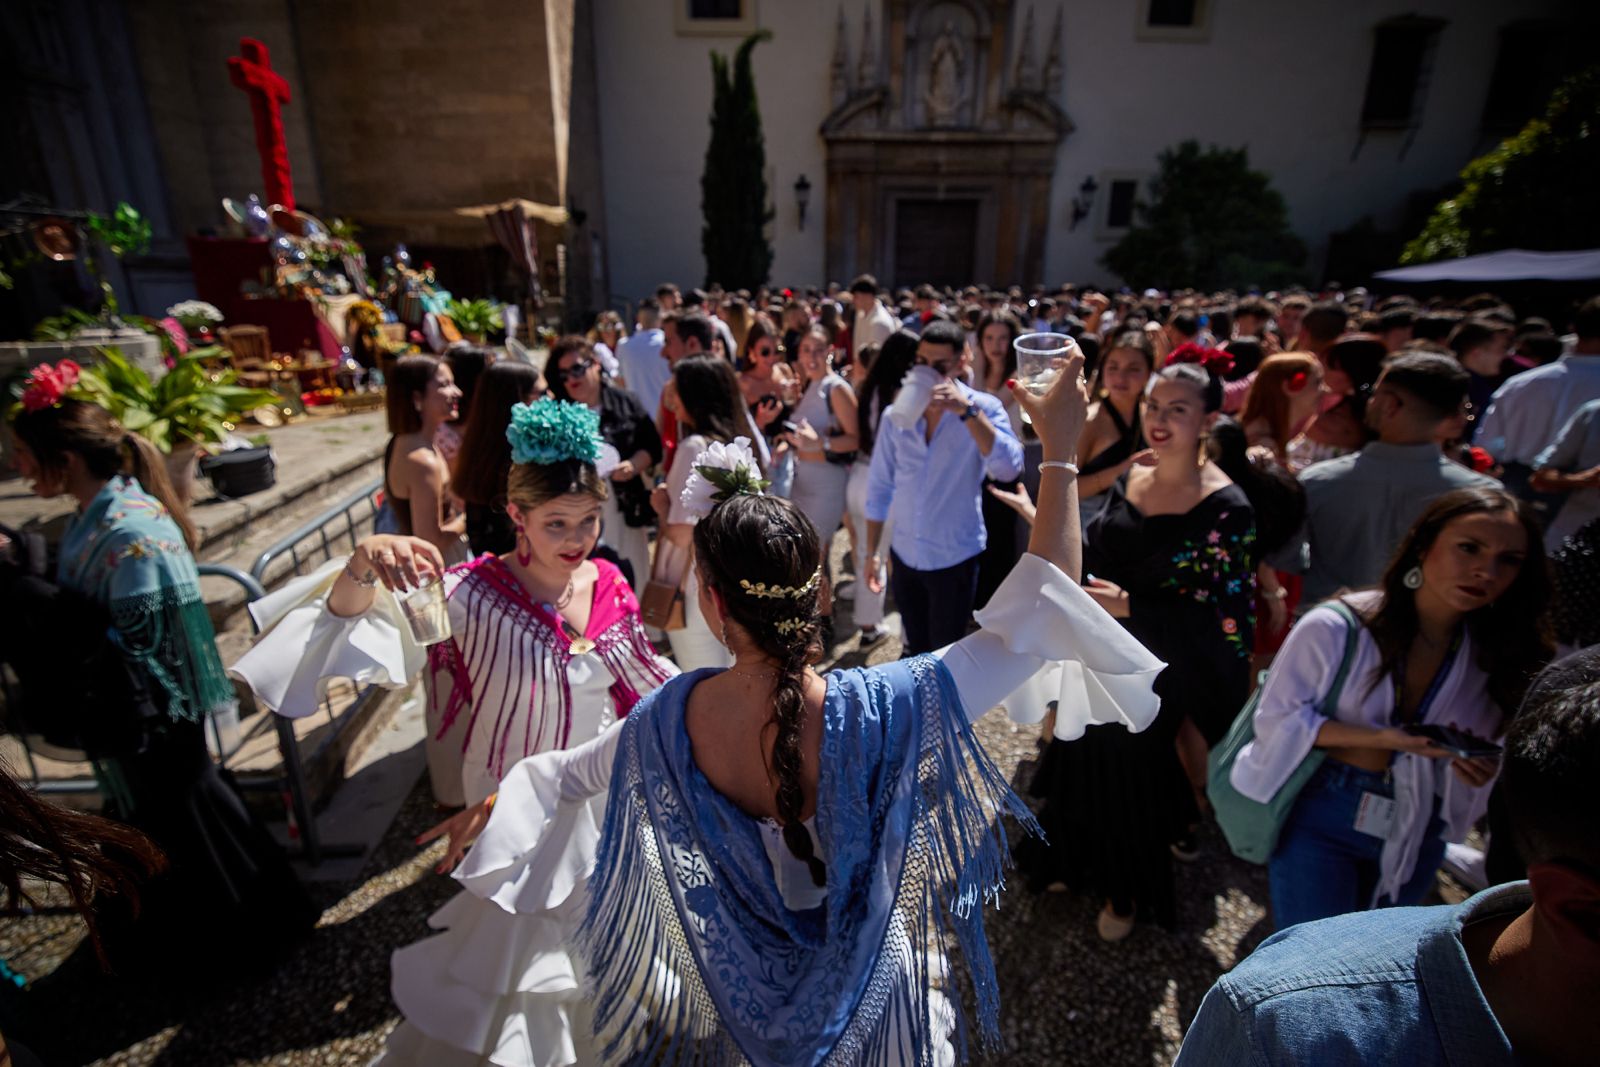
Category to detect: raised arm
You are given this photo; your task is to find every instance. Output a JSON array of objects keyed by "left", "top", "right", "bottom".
[{"left": 1015, "top": 351, "right": 1089, "bottom": 581}]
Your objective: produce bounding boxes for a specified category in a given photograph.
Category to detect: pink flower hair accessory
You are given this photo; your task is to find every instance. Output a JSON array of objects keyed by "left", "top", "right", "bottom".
[{"left": 19, "top": 360, "right": 81, "bottom": 412}]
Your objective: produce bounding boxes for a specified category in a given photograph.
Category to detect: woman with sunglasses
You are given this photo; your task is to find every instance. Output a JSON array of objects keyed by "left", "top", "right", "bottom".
[
  {"left": 547, "top": 335, "right": 662, "bottom": 591},
  {"left": 739, "top": 313, "right": 800, "bottom": 496}
]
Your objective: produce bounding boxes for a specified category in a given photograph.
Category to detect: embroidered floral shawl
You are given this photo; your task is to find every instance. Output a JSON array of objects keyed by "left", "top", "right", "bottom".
[
  {"left": 57, "top": 475, "right": 233, "bottom": 722},
  {"left": 579, "top": 655, "right": 1038, "bottom": 1066}
]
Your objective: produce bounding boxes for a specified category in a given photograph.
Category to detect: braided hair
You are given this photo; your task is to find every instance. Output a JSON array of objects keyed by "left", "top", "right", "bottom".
[{"left": 693, "top": 493, "right": 829, "bottom": 887}]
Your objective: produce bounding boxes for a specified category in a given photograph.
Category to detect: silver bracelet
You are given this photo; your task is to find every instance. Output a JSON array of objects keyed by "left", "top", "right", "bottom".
[
  {"left": 1038, "top": 460, "right": 1080, "bottom": 474},
  {"left": 345, "top": 558, "right": 380, "bottom": 587}
]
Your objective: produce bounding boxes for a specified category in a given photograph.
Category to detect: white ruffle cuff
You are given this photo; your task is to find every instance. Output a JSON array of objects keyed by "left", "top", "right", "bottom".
[{"left": 228, "top": 557, "right": 427, "bottom": 719}]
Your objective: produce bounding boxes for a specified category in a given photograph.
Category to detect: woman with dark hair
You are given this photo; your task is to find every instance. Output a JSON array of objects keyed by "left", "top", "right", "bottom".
[
  {"left": 7, "top": 380, "right": 315, "bottom": 971},
  {"left": 1287, "top": 333, "right": 1385, "bottom": 470},
  {"left": 738, "top": 312, "right": 798, "bottom": 496},
  {"left": 451, "top": 360, "right": 546, "bottom": 556},
  {"left": 416, "top": 357, "right": 1163, "bottom": 1063},
  {"left": 1447, "top": 316, "right": 1515, "bottom": 438},
  {"left": 435, "top": 345, "right": 493, "bottom": 471},
  {"left": 782, "top": 323, "right": 858, "bottom": 572},
  {"left": 972, "top": 309, "right": 1027, "bottom": 606},
  {"left": 1019, "top": 360, "right": 1259, "bottom": 941},
  {"left": 1071, "top": 329, "right": 1156, "bottom": 531},
  {"left": 1208, "top": 416, "right": 1309, "bottom": 665},
  {"left": 384, "top": 354, "right": 469, "bottom": 563},
  {"left": 653, "top": 355, "right": 748, "bottom": 669},
  {"left": 547, "top": 335, "right": 663, "bottom": 591},
  {"left": 232, "top": 398, "right": 676, "bottom": 1066},
  {"left": 1233, "top": 486, "right": 1552, "bottom": 930},
  {"left": 845, "top": 329, "right": 920, "bottom": 641}
]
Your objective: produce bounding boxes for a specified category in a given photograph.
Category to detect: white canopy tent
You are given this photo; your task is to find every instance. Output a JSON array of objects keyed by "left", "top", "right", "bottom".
[{"left": 1375, "top": 248, "right": 1600, "bottom": 284}]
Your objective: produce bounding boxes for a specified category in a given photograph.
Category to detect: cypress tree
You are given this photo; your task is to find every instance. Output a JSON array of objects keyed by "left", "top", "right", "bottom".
[{"left": 702, "top": 30, "right": 774, "bottom": 290}]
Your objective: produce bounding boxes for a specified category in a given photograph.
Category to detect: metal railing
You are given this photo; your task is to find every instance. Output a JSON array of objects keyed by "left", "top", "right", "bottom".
[{"left": 6, "top": 478, "right": 386, "bottom": 867}]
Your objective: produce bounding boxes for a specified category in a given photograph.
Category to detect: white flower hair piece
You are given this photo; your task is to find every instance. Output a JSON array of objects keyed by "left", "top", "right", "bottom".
[{"left": 678, "top": 436, "right": 770, "bottom": 520}]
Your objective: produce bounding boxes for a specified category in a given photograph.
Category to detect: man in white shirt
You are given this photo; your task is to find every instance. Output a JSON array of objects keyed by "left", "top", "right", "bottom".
[
  {"left": 850, "top": 274, "right": 898, "bottom": 365},
  {"left": 1531, "top": 398, "right": 1600, "bottom": 550},
  {"left": 1477, "top": 295, "right": 1600, "bottom": 476},
  {"left": 615, "top": 297, "right": 671, "bottom": 419}
]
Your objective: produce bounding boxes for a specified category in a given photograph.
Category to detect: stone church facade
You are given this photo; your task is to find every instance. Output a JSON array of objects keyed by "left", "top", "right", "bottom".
[{"left": 1, "top": 0, "right": 1586, "bottom": 328}]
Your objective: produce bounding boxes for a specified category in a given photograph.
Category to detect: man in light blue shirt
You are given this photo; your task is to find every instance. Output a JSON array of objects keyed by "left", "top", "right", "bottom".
[
  {"left": 1177, "top": 647, "right": 1600, "bottom": 1066},
  {"left": 615, "top": 298, "right": 671, "bottom": 421},
  {"left": 864, "top": 318, "right": 1023, "bottom": 654}
]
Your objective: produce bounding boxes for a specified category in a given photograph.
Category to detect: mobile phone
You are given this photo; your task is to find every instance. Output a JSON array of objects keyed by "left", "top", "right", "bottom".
[{"left": 1403, "top": 724, "right": 1502, "bottom": 759}]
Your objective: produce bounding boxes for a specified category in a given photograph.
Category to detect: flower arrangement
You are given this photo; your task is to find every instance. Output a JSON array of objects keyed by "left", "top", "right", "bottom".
[
  {"left": 505, "top": 399, "right": 602, "bottom": 466},
  {"left": 1165, "top": 341, "right": 1235, "bottom": 377},
  {"left": 166, "top": 300, "right": 224, "bottom": 330},
  {"left": 678, "top": 436, "right": 769, "bottom": 519}
]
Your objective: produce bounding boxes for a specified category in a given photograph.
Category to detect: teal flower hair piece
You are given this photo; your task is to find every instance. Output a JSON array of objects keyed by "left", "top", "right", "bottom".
[{"left": 505, "top": 398, "right": 602, "bottom": 467}]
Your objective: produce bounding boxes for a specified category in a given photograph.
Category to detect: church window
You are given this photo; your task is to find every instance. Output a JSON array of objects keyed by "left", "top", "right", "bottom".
[
  {"left": 1360, "top": 17, "right": 1446, "bottom": 129},
  {"left": 1135, "top": 0, "right": 1211, "bottom": 43},
  {"left": 676, "top": 0, "right": 756, "bottom": 36}
]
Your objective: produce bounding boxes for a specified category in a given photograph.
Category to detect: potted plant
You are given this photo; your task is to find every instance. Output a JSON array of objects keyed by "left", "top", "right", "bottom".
[
  {"left": 70, "top": 346, "right": 280, "bottom": 500},
  {"left": 445, "top": 297, "right": 504, "bottom": 344},
  {"left": 166, "top": 300, "right": 224, "bottom": 345}
]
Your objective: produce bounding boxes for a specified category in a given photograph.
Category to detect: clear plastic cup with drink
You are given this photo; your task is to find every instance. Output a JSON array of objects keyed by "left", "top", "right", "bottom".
[
  {"left": 400, "top": 578, "right": 451, "bottom": 645},
  {"left": 1013, "top": 333, "right": 1077, "bottom": 395}
]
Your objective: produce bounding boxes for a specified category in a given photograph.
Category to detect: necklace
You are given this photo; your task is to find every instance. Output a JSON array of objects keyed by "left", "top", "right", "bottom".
[{"left": 725, "top": 664, "right": 778, "bottom": 680}]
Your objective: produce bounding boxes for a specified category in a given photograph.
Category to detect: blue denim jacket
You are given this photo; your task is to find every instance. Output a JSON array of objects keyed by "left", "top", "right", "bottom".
[{"left": 1175, "top": 884, "right": 1524, "bottom": 1066}]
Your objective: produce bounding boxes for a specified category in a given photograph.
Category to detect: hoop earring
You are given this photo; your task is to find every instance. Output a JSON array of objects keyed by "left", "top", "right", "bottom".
[
  {"left": 1403, "top": 566, "right": 1424, "bottom": 590},
  {"left": 515, "top": 523, "right": 533, "bottom": 567}
]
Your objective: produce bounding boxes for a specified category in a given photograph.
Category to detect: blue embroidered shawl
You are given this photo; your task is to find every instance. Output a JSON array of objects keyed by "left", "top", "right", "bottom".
[
  {"left": 578, "top": 654, "right": 1038, "bottom": 1066},
  {"left": 58, "top": 476, "right": 234, "bottom": 722}
]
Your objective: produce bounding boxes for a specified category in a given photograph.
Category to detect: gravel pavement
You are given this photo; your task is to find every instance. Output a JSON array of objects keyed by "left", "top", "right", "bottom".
[{"left": 0, "top": 547, "right": 1371, "bottom": 1066}]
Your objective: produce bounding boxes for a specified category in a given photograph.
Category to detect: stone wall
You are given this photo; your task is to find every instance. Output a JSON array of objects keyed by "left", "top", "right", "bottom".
[
  {"left": 126, "top": 0, "right": 325, "bottom": 237},
  {"left": 294, "top": 0, "right": 565, "bottom": 246}
]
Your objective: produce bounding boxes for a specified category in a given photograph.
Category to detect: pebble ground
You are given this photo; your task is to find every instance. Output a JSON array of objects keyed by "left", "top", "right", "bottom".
[{"left": 1, "top": 549, "right": 1451, "bottom": 1065}]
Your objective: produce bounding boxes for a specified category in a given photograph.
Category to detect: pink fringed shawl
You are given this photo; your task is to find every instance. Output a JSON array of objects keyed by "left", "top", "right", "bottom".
[{"left": 429, "top": 555, "right": 674, "bottom": 780}]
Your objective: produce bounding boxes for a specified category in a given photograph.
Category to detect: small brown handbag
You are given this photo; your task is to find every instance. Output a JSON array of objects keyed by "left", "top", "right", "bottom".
[{"left": 639, "top": 539, "right": 689, "bottom": 631}]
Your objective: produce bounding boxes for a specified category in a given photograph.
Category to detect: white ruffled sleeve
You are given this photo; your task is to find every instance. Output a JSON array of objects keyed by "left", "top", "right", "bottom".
[
  {"left": 227, "top": 557, "right": 428, "bottom": 718},
  {"left": 452, "top": 719, "right": 624, "bottom": 915},
  {"left": 934, "top": 553, "right": 1166, "bottom": 739}
]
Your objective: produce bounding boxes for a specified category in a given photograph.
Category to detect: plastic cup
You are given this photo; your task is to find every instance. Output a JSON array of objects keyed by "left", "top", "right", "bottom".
[
  {"left": 1014, "top": 333, "right": 1075, "bottom": 396},
  {"left": 887, "top": 364, "right": 942, "bottom": 430},
  {"left": 400, "top": 578, "right": 451, "bottom": 645}
]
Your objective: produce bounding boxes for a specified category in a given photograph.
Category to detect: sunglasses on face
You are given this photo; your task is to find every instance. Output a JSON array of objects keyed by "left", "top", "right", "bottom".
[{"left": 558, "top": 358, "right": 596, "bottom": 381}]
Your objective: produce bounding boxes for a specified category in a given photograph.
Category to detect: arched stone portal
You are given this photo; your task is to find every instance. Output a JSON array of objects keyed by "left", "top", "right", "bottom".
[{"left": 821, "top": 1, "right": 1070, "bottom": 288}]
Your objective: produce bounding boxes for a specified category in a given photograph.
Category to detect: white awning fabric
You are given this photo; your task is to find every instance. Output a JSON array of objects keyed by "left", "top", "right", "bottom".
[{"left": 1375, "top": 248, "right": 1600, "bottom": 283}]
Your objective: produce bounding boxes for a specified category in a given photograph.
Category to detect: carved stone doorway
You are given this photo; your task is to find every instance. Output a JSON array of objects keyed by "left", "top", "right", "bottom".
[
  {"left": 893, "top": 198, "right": 978, "bottom": 288},
  {"left": 821, "top": 1, "right": 1072, "bottom": 287}
]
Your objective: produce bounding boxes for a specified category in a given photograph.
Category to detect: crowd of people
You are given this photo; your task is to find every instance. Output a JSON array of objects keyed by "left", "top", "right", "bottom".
[{"left": 4, "top": 273, "right": 1598, "bottom": 1066}]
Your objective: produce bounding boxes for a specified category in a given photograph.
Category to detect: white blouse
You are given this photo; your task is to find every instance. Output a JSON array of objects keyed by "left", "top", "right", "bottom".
[
  {"left": 1231, "top": 590, "right": 1503, "bottom": 905},
  {"left": 457, "top": 553, "right": 1167, "bottom": 916}
]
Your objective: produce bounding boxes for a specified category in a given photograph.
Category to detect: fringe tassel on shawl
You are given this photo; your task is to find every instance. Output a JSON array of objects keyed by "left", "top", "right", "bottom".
[
  {"left": 577, "top": 656, "right": 1041, "bottom": 1066},
  {"left": 108, "top": 588, "right": 235, "bottom": 722}
]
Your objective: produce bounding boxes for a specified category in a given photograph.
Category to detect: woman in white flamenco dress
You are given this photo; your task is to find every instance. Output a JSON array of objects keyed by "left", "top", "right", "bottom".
[
  {"left": 232, "top": 400, "right": 675, "bottom": 1066},
  {"left": 403, "top": 359, "right": 1166, "bottom": 1065}
]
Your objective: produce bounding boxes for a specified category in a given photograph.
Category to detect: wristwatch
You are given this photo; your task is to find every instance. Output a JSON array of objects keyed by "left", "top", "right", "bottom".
[{"left": 958, "top": 402, "right": 978, "bottom": 422}]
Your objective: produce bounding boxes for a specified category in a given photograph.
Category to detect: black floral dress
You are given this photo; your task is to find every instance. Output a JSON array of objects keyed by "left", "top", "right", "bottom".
[{"left": 1017, "top": 477, "right": 1256, "bottom": 925}]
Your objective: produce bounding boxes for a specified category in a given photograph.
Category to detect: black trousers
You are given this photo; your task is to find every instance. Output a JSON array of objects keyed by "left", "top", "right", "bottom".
[{"left": 890, "top": 550, "right": 981, "bottom": 656}]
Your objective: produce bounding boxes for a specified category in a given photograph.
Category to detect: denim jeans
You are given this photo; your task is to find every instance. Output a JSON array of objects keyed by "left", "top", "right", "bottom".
[{"left": 1269, "top": 759, "right": 1447, "bottom": 931}]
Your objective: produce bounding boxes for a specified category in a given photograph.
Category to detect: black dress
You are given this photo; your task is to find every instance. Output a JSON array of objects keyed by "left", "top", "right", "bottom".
[{"left": 1017, "top": 478, "right": 1257, "bottom": 925}]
